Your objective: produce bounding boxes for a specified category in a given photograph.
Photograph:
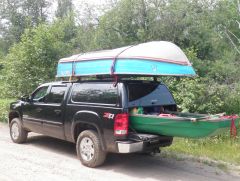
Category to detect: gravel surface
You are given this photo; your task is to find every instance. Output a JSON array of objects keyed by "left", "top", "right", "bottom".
[{"left": 0, "top": 122, "right": 239, "bottom": 181}]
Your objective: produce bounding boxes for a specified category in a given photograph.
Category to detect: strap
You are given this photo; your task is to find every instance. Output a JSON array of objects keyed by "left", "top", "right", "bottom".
[
  {"left": 72, "top": 53, "right": 84, "bottom": 77},
  {"left": 230, "top": 115, "right": 237, "bottom": 138},
  {"left": 110, "top": 45, "right": 136, "bottom": 87},
  {"left": 111, "top": 45, "right": 136, "bottom": 75}
]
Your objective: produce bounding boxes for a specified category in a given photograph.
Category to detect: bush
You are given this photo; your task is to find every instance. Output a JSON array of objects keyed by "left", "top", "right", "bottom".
[
  {"left": 0, "top": 19, "right": 75, "bottom": 98},
  {"left": 0, "top": 99, "right": 15, "bottom": 123},
  {"left": 223, "top": 85, "right": 240, "bottom": 115},
  {"left": 166, "top": 78, "right": 228, "bottom": 114}
]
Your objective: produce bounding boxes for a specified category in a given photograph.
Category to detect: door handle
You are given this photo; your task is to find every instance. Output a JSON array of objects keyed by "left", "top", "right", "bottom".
[
  {"left": 54, "top": 109, "right": 61, "bottom": 115},
  {"left": 36, "top": 108, "right": 42, "bottom": 112}
]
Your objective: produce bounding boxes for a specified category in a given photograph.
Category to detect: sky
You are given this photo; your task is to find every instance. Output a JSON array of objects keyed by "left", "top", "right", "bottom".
[{"left": 73, "top": 0, "right": 108, "bottom": 6}]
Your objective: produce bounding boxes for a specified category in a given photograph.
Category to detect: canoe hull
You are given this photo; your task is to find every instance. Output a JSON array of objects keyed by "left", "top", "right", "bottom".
[
  {"left": 130, "top": 115, "right": 240, "bottom": 138},
  {"left": 57, "top": 58, "right": 196, "bottom": 77},
  {"left": 56, "top": 41, "right": 196, "bottom": 78}
]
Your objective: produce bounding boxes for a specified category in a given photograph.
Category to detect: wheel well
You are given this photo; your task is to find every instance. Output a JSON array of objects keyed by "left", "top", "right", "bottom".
[
  {"left": 74, "top": 123, "right": 98, "bottom": 142},
  {"left": 9, "top": 111, "right": 20, "bottom": 123}
]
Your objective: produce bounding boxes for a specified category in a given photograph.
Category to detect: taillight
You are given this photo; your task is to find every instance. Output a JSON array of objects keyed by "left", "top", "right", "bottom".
[{"left": 114, "top": 113, "right": 129, "bottom": 136}]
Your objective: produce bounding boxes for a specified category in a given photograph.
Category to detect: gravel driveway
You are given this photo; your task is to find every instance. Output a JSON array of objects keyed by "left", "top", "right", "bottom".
[{"left": 0, "top": 122, "right": 239, "bottom": 181}]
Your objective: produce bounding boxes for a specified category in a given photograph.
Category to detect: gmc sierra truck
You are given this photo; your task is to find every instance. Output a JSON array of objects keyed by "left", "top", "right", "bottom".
[{"left": 9, "top": 79, "right": 175, "bottom": 167}]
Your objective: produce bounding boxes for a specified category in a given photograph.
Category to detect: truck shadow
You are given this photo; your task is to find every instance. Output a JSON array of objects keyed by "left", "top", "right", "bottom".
[
  {"left": 26, "top": 134, "right": 76, "bottom": 158},
  {"left": 25, "top": 134, "right": 239, "bottom": 181},
  {"left": 101, "top": 154, "right": 239, "bottom": 181}
]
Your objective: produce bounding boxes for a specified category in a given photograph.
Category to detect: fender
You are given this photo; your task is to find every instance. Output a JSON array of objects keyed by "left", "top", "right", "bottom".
[
  {"left": 71, "top": 110, "right": 106, "bottom": 150},
  {"left": 9, "top": 100, "right": 24, "bottom": 122},
  {"left": 8, "top": 110, "right": 22, "bottom": 125}
]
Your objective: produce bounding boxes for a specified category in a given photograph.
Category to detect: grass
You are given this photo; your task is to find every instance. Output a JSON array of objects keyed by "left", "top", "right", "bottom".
[
  {"left": 216, "top": 163, "right": 229, "bottom": 172},
  {"left": 0, "top": 99, "right": 15, "bottom": 123},
  {"left": 164, "top": 134, "right": 240, "bottom": 165}
]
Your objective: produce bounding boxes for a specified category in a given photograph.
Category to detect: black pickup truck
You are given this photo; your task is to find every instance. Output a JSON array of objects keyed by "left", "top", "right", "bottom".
[{"left": 9, "top": 80, "right": 176, "bottom": 167}]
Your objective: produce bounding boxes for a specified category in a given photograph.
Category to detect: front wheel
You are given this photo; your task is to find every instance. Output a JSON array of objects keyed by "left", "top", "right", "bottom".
[
  {"left": 10, "top": 118, "right": 28, "bottom": 143},
  {"left": 76, "top": 130, "right": 106, "bottom": 168}
]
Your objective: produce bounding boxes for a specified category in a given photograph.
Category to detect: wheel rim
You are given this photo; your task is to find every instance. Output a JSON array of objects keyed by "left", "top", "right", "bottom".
[
  {"left": 11, "top": 122, "right": 19, "bottom": 140},
  {"left": 80, "top": 137, "right": 94, "bottom": 161}
]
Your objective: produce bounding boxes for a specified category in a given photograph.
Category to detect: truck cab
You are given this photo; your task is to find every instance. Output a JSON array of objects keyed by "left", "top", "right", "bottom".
[{"left": 9, "top": 79, "right": 175, "bottom": 167}]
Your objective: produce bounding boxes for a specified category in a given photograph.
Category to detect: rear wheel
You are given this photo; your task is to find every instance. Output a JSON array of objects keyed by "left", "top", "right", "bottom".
[
  {"left": 76, "top": 130, "right": 106, "bottom": 168},
  {"left": 10, "top": 118, "right": 28, "bottom": 143}
]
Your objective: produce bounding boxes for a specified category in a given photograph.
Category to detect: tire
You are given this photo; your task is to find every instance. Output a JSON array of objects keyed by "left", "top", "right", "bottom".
[
  {"left": 10, "top": 118, "right": 28, "bottom": 143},
  {"left": 76, "top": 130, "right": 106, "bottom": 168}
]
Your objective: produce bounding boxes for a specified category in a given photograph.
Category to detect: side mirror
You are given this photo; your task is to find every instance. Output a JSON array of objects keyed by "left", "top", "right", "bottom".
[{"left": 21, "top": 95, "right": 30, "bottom": 102}]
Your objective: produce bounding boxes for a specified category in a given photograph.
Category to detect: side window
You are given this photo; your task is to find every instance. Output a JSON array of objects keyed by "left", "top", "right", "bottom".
[
  {"left": 46, "top": 86, "right": 67, "bottom": 104},
  {"left": 71, "top": 83, "right": 118, "bottom": 105},
  {"left": 32, "top": 86, "right": 48, "bottom": 102}
]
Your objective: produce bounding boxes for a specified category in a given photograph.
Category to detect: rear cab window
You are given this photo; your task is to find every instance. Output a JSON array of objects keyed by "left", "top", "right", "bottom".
[{"left": 70, "top": 83, "right": 119, "bottom": 106}]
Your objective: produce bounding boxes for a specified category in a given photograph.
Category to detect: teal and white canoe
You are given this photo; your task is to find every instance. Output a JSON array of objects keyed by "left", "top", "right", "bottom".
[{"left": 56, "top": 41, "right": 196, "bottom": 77}]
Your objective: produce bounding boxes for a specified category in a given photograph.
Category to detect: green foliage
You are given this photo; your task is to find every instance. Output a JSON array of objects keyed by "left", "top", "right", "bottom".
[
  {"left": 0, "top": 99, "right": 15, "bottom": 122},
  {"left": 166, "top": 134, "right": 240, "bottom": 165},
  {"left": 0, "top": 0, "right": 240, "bottom": 115},
  {"left": 73, "top": 26, "right": 97, "bottom": 52},
  {"left": 207, "top": 51, "right": 240, "bottom": 85},
  {"left": 166, "top": 76, "right": 240, "bottom": 115},
  {"left": 93, "top": 0, "right": 222, "bottom": 60},
  {"left": 94, "top": 0, "right": 140, "bottom": 49},
  {"left": 56, "top": 0, "right": 73, "bottom": 19},
  {"left": 162, "top": 46, "right": 240, "bottom": 115},
  {"left": 223, "top": 85, "right": 240, "bottom": 115},
  {"left": 0, "top": 0, "right": 51, "bottom": 47},
  {"left": 1, "top": 19, "right": 75, "bottom": 97},
  {"left": 167, "top": 78, "right": 226, "bottom": 114}
]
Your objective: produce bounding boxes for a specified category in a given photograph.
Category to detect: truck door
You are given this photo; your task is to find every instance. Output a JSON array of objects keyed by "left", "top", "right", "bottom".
[
  {"left": 42, "top": 85, "right": 68, "bottom": 139},
  {"left": 22, "top": 86, "right": 49, "bottom": 133}
]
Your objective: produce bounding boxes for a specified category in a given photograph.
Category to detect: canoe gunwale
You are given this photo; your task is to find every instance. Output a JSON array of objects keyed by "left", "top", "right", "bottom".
[
  {"left": 130, "top": 114, "right": 193, "bottom": 122},
  {"left": 129, "top": 114, "right": 235, "bottom": 123},
  {"left": 59, "top": 57, "right": 191, "bottom": 66},
  {"left": 56, "top": 72, "right": 196, "bottom": 78}
]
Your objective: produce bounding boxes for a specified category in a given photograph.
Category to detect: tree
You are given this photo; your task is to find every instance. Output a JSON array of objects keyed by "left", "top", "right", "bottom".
[
  {"left": 1, "top": 19, "right": 75, "bottom": 97},
  {"left": 55, "top": 0, "right": 73, "bottom": 19},
  {"left": 22, "top": 0, "right": 50, "bottom": 26},
  {"left": 0, "top": 0, "right": 51, "bottom": 47},
  {"left": 1, "top": 0, "right": 240, "bottom": 115}
]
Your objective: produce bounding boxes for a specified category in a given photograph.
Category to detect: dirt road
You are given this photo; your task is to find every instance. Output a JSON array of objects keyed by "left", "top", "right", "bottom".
[{"left": 0, "top": 122, "right": 239, "bottom": 181}]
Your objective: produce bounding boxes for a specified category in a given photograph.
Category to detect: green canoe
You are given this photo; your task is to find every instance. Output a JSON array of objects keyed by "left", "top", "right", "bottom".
[{"left": 130, "top": 113, "right": 240, "bottom": 138}]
